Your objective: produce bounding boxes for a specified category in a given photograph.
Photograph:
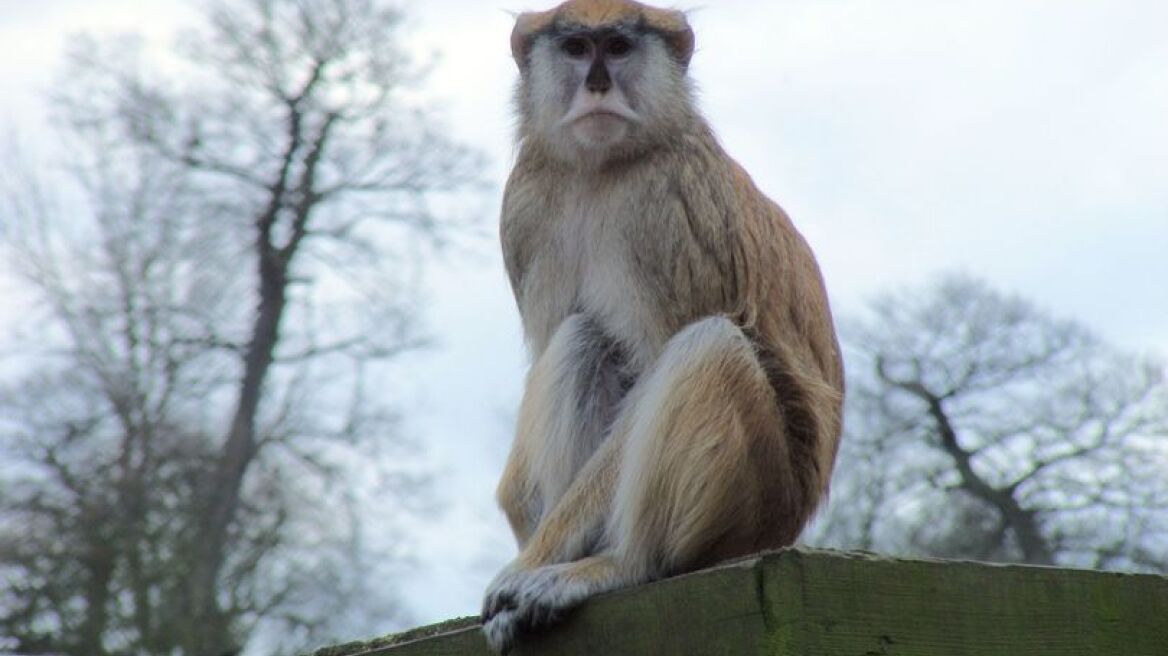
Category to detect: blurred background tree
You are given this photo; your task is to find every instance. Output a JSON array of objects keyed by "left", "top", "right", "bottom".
[
  {"left": 0, "top": 1, "right": 482, "bottom": 655},
  {"left": 810, "top": 275, "right": 1168, "bottom": 573}
]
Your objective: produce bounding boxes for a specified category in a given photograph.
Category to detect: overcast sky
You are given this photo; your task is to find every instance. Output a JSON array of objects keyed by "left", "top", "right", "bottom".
[{"left": 2, "top": 0, "right": 1167, "bottom": 634}]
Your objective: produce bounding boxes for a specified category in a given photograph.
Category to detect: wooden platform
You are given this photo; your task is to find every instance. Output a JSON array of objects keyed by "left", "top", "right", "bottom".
[{"left": 308, "top": 549, "right": 1168, "bottom": 656}]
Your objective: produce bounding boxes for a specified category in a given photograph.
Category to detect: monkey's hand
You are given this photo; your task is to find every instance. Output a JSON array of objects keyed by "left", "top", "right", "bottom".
[{"left": 481, "top": 556, "right": 620, "bottom": 654}]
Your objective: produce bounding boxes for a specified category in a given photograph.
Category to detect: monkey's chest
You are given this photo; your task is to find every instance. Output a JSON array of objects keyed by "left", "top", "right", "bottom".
[
  {"left": 579, "top": 247, "right": 670, "bottom": 365},
  {"left": 520, "top": 220, "right": 674, "bottom": 368}
]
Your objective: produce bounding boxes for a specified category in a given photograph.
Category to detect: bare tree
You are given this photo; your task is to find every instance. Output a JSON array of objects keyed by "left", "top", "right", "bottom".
[
  {"left": 0, "top": 1, "right": 481, "bottom": 654},
  {"left": 810, "top": 275, "right": 1168, "bottom": 573}
]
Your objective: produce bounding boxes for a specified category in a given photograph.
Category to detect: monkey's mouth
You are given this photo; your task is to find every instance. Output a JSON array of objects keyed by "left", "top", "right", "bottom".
[
  {"left": 561, "top": 104, "right": 639, "bottom": 127},
  {"left": 574, "top": 110, "right": 630, "bottom": 126}
]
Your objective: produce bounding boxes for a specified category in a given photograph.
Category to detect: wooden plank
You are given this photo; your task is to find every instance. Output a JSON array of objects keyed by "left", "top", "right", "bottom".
[
  {"left": 513, "top": 558, "right": 768, "bottom": 656},
  {"left": 337, "top": 558, "right": 770, "bottom": 656},
  {"left": 308, "top": 617, "right": 482, "bottom": 656},
  {"left": 760, "top": 550, "right": 1168, "bottom": 656},
  {"left": 308, "top": 550, "right": 1168, "bottom": 656}
]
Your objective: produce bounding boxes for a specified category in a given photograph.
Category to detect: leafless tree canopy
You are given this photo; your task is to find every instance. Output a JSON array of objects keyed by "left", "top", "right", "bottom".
[
  {"left": 0, "top": 1, "right": 482, "bottom": 655},
  {"left": 810, "top": 275, "right": 1168, "bottom": 573}
]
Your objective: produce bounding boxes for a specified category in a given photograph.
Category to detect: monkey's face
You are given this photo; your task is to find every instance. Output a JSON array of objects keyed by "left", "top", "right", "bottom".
[
  {"left": 545, "top": 29, "right": 642, "bottom": 149},
  {"left": 518, "top": 25, "right": 691, "bottom": 162}
]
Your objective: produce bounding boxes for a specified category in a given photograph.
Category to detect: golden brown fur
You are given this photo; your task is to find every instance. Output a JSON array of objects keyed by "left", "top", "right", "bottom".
[
  {"left": 482, "top": 1, "right": 843, "bottom": 652},
  {"left": 511, "top": 0, "right": 694, "bottom": 67}
]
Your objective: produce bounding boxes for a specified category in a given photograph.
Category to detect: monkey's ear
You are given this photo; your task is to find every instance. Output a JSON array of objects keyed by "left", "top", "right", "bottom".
[
  {"left": 642, "top": 7, "right": 694, "bottom": 68},
  {"left": 662, "top": 23, "right": 695, "bottom": 68},
  {"left": 511, "top": 10, "right": 554, "bottom": 68}
]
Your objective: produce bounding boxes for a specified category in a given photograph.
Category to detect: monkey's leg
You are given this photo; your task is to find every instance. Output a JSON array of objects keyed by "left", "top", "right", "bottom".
[
  {"left": 484, "top": 316, "right": 796, "bottom": 653},
  {"left": 496, "top": 313, "right": 630, "bottom": 548}
]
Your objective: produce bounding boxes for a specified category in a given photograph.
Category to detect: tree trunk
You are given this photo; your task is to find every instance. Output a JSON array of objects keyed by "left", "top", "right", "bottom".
[
  {"left": 184, "top": 236, "right": 289, "bottom": 655},
  {"left": 181, "top": 101, "right": 326, "bottom": 655},
  {"left": 75, "top": 522, "right": 115, "bottom": 656},
  {"left": 919, "top": 391, "right": 1055, "bottom": 565},
  {"left": 874, "top": 359, "right": 1056, "bottom": 566}
]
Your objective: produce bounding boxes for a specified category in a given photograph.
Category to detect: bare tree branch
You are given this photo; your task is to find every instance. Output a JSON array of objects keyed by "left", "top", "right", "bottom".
[
  {"left": 809, "top": 274, "right": 1168, "bottom": 573},
  {"left": 0, "top": 1, "right": 482, "bottom": 654}
]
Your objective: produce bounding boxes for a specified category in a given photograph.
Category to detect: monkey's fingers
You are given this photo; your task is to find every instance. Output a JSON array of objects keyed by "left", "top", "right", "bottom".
[
  {"left": 508, "top": 561, "right": 604, "bottom": 631},
  {"left": 482, "top": 561, "right": 527, "bottom": 621},
  {"left": 482, "top": 608, "right": 520, "bottom": 655},
  {"left": 481, "top": 588, "right": 517, "bottom": 623}
]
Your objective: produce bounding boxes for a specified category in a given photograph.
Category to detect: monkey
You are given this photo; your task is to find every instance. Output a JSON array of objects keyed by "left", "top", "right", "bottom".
[{"left": 481, "top": 0, "right": 844, "bottom": 652}]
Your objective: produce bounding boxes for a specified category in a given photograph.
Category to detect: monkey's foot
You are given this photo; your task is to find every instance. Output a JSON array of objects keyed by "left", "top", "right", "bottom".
[{"left": 481, "top": 556, "right": 621, "bottom": 654}]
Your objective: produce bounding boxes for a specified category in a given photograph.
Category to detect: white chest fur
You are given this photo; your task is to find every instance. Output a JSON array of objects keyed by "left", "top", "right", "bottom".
[{"left": 519, "top": 179, "right": 667, "bottom": 370}]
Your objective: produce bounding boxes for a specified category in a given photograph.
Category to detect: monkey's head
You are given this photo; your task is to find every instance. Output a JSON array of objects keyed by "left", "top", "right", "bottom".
[{"left": 511, "top": 0, "right": 696, "bottom": 164}]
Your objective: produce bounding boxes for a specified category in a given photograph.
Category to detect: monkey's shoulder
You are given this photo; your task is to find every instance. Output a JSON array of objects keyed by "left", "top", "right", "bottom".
[
  {"left": 499, "top": 133, "right": 809, "bottom": 298},
  {"left": 499, "top": 162, "right": 560, "bottom": 294}
]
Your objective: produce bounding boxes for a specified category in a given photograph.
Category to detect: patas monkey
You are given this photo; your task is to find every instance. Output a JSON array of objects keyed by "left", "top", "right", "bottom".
[{"left": 483, "top": 0, "right": 844, "bottom": 651}]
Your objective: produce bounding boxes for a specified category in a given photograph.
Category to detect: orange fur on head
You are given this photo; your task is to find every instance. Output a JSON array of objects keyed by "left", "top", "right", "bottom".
[{"left": 511, "top": 0, "right": 694, "bottom": 68}]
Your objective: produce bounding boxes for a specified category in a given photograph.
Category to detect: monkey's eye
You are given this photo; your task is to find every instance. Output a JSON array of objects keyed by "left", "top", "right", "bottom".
[
  {"left": 605, "top": 36, "right": 634, "bottom": 57},
  {"left": 560, "top": 37, "right": 591, "bottom": 58}
]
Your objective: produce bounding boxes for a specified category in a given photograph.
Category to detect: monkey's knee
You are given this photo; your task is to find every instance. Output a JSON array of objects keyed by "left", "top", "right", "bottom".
[
  {"left": 548, "top": 312, "right": 591, "bottom": 345},
  {"left": 532, "top": 313, "right": 592, "bottom": 374},
  {"left": 657, "top": 316, "right": 763, "bottom": 383},
  {"left": 675, "top": 314, "right": 749, "bottom": 349},
  {"left": 530, "top": 313, "right": 621, "bottom": 392}
]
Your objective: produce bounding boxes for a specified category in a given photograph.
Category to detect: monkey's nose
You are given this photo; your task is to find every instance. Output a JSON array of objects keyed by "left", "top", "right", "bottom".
[{"left": 585, "top": 61, "right": 612, "bottom": 93}]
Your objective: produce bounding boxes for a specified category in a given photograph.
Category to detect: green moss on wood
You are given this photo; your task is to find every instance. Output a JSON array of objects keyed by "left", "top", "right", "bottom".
[{"left": 307, "top": 616, "right": 479, "bottom": 656}]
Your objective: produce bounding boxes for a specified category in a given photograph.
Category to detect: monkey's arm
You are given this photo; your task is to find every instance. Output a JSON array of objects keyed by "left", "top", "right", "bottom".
[{"left": 499, "top": 161, "right": 553, "bottom": 301}]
